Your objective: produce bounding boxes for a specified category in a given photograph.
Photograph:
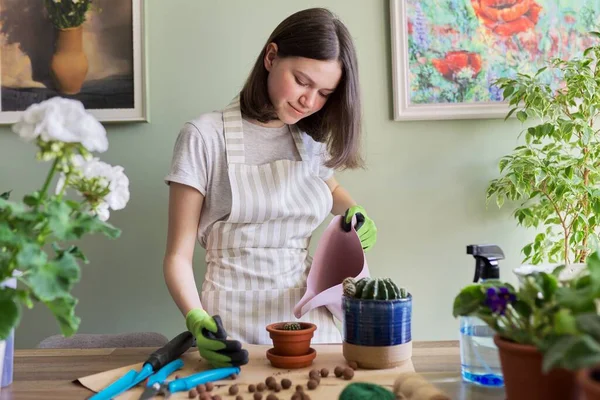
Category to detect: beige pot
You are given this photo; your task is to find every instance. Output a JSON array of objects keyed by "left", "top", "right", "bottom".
[{"left": 50, "top": 26, "right": 88, "bottom": 95}]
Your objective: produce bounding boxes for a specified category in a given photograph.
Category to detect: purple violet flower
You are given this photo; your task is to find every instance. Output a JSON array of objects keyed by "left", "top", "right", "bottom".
[{"left": 485, "top": 287, "right": 516, "bottom": 315}]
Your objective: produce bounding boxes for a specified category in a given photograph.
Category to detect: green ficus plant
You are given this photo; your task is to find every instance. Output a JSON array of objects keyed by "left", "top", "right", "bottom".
[
  {"left": 453, "top": 251, "right": 600, "bottom": 372},
  {"left": 487, "top": 33, "right": 600, "bottom": 265}
]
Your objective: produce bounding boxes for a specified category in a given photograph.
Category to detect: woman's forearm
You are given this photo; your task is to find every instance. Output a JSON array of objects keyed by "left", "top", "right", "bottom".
[
  {"left": 163, "top": 254, "right": 203, "bottom": 316},
  {"left": 331, "top": 183, "right": 357, "bottom": 216}
]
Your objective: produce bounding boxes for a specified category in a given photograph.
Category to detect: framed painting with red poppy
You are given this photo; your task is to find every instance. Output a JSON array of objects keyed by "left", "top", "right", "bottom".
[{"left": 390, "top": 0, "right": 600, "bottom": 121}]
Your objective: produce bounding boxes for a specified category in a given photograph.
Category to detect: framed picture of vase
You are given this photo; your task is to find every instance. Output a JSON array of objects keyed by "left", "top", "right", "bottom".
[
  {"left": 0, "top": 0, "right": 147, "bottom": 124},
  {"left": 390, "top": 0, "right": 600, "bottom": 121}
]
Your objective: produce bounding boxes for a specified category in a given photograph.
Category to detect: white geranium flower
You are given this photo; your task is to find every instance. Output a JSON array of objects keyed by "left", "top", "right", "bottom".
[
  {"left": 12, "top": 97, "right": 108, "bottom": 153},
  {"left": 56, "top": 155, "right": 130, "bottom": 221}
]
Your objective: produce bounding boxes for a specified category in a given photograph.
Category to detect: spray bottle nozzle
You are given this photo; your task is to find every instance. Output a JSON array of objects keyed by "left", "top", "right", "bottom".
[{"left": 467, "top": 244, "right": 505, "bottom": 282}]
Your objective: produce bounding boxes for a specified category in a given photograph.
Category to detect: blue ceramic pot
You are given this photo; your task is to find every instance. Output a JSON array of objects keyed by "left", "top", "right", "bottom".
[{"left": 342, "top": 294, "right": 412, "bottom": 347}]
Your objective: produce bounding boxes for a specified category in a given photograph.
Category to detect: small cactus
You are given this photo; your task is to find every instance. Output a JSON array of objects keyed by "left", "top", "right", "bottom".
[
  {"left": 345, "top": 277, "right": 408, "bottom": 300},
  {"left": 282, "top": 322, "right": 302, "bottom": 330},
  {"left": 343, "top": 277, "right": 357, "bottom": 297}
]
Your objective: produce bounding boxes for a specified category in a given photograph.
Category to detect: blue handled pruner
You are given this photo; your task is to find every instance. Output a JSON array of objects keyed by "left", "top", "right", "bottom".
[
  {"left": 89, "top": 331, "right": 195, "bottom": 400},
  {"left": 138, "top": 363, "right": 240, "bottom": 399}
]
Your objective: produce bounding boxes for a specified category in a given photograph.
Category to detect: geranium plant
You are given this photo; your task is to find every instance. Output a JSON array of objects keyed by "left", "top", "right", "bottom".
[
  {"left": 486, "top": 34, "right": 600, "bottom": 265},
  {"left": 0, "top": 97, "right": 129, "bottom": 340},
  {"left": 44, "top": 0, "right": 92, "bottom": 29},
  {"left": 453, "top": 251, "right": 600, "bottom": 372}
]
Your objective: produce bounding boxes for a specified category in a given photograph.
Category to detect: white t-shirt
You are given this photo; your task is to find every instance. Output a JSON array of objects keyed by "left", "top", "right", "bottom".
[{"left": 164, "top": 111, "right": 334, "bottom": 247}]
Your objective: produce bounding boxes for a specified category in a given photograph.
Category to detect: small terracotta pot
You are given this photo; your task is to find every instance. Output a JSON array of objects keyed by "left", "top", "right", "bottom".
[
  {"left": 266, "top": 322, "right": 316, "bottom": 357},
  {"left": 50, "top": 25, "right": 88, "bottom": 95},
  {"left": 577, "top": 367, "right": 600, "bottom": 400},
  {"left": 494, "top": 335, "right": 578, "bottom": 400}
]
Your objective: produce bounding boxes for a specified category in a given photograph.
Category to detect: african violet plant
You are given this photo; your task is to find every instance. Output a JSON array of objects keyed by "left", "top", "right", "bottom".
[
  {"left": 486, "top": 34, "right": 600, "bottom": 265},
  {"left": 453, "top": 250, "right": 600, "bottom": 372}
]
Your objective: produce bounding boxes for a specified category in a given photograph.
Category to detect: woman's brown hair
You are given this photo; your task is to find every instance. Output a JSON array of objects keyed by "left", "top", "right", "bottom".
[{"left": 239, "top": 8, "right": 363, "bottom": 170}]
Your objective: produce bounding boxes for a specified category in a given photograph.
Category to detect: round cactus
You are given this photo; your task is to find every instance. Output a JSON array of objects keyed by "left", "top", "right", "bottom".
[
  {"left": 345, "top": 277, "right": 407, "bottom": 300},
  {"left": 282, "top": 322, "right": 302, "bottom": 330}
]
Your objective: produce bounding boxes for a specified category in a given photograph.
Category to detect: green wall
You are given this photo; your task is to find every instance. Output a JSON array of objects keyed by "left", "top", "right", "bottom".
[{"left": 2, "top": 0, "right": 529, "bottom": 349}]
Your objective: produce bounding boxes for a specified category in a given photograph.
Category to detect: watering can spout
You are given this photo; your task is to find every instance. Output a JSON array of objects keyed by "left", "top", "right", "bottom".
[{"left": 294, "top": 215, "right": 370, "bottom": 321}]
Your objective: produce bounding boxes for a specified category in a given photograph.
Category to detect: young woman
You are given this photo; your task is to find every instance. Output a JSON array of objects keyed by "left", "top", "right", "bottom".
[{"left": 163, "top": 8, "right": 377, "bottom": 367}]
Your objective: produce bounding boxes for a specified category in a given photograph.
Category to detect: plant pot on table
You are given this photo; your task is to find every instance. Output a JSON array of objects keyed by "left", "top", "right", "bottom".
[
  {"left": 266, "top": 322, "right": 317, "bottom": 369},
  {"left": 577, "top": 366, "right": 600, "bottom": 400},
  {"left": 494, "top": 335, "right": 578, "bottom": 400},
  {"left": 342, "top": 293, "right": 413, "bottom": 369}
]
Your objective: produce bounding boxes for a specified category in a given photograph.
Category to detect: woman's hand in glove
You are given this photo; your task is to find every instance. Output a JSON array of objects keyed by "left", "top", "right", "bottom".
[
  {"left": 343, "top": 205, "right": 377, "bottom": 252},
  {"left": 185, "top": 308, "right": 249, "bottom": 367}
]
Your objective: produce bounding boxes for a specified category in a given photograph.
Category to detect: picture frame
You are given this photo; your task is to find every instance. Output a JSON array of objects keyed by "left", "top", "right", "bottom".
[
  {"left": 0, "top": 0, "right": 147, "bottom": 124},
  {"left": 390, "top": 0, "right": 599, "bottom": 121}
]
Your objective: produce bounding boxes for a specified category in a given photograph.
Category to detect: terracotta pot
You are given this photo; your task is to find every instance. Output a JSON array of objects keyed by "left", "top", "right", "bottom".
[
  {"left": 494, "top": 335, "right": 578, "bottom": 400},
  {"left": 266, "top": 322, "right": 316, "bottom": 357},
  {"left": 50, "top": 26, "right": 88, "bottom": 95},
  {"left": 577, "top": 367, "right": 600, "bottom": 400}
]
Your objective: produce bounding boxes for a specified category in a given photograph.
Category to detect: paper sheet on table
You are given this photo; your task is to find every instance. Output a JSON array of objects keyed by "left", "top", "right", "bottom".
[{"left": 77, "top": 344, "right": 415, "bottom": 399}]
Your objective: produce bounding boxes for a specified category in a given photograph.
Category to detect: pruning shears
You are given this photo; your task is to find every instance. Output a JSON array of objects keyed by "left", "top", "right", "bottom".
[
  {"left": 138, "top": 363, "right": 240, "bottom": 399},
  {"left": 89, "top": 331, "right": 195, "bottom": 400}
]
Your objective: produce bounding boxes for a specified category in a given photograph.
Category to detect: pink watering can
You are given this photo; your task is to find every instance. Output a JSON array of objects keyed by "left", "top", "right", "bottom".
[{"left": 294, "top": 214, "right": 370, "bottom": 321}]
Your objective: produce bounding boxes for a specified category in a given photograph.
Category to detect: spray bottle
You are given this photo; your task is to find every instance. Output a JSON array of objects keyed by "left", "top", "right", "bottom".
[{"left": 459, "top": 244, "right": 505, "bottom": 387}]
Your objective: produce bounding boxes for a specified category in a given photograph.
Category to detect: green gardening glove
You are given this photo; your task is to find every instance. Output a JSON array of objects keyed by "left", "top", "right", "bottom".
[
  {"left": 343, "top": 205, "right": 377, "bottom": 252},
  {"left": 186, "top": 308, "right": 249, "bottom": 368}
]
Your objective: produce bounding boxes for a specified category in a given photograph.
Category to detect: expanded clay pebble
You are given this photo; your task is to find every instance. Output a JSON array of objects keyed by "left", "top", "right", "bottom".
[
  {"left": 229, "top": 384, "right": 239, "bottom": 395},
  {"left": 273, "top": 383, "right": 282, "bottom": 392},
  {"left": 279, "top": 378, "right": 291, "bottom": 389},
  {"left": 197, "top": 384, "right": 206, "bottom": 393},
  {"left": 348, "top": 361, "right": 358, "bottom": 370},
  {"left": 307, "top": 379, "right": 318, "bottom": 390},
  {"left": 308, "top": 369, "right": 320, "bottom": 379},
  {"left": 343, "top": 368, "right": 355, "bottom": 380},
  {"left": 213, "top": 395, "right": 222, "bottom": 400},
  {"left": 257, "top": 382, "right": 266, "bottom": 392},
  {"left": 253, "top": 392, "right": 263, "bottom": 400},
  {"left": 266, "top": 376, "right": 277, "bottom": 389},
  {"left": 188, "top": 388, "right": 198, "bottom": 398},
  {"left": 266, "top": 394, "right": 278, "bottom": 400},
  {"left": 248, "top": 384, "right": 256, "bottom": 392},
  {"left": 320, "top": 368, "right": 329, "bottom": 377},
  {"left": 199, "top": 394, "right": 211, "bottom": 400},
  {"left": 296, "top": 384, "right": 304, "bottom": 392},
  {"left": 205, "top": 382, "right": 214, "bottom": 391},
  {"left": 334, "top": 366, "right": 344, "bottom": 377},
  {"left": 230, "top": 373, "right": 238, "bottom": 380},
  {"left": 236, "top": 396, "right": 244, "bottom": 400}
]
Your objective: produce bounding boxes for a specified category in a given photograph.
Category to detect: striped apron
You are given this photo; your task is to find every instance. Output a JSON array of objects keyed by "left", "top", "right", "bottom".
[{"left": 201, "top": 97, "right": 342, "bottom": 345}]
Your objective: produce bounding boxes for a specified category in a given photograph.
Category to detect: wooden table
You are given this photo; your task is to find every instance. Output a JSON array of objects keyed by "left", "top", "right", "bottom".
[{"left": 0, "top": 341, "right": 505, "bottom": 400}]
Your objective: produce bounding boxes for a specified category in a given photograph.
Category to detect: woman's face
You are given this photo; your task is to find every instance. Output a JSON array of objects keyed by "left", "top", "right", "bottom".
[{"left": 264, "top": 43, "right": 342, "bottom": 126}]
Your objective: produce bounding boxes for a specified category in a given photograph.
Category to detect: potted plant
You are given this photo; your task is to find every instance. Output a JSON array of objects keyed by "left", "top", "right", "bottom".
[
  {"left": 486, "top": 34, "right": 600, "bottom": 277},
  {"left": 453, "top": 251, "right": 600, "bottom": 400},
  {"left": 341, "top": 277, "right": 412, "bottom": 369},
  {"left": 0, "top": 97, "right": 129, "bottom": 388},
  {"left": 44, "top": 0, "right": 93, "bottom": 94},
  {"left": 265, "top": 321, "right": 317, "bottom": 369},
  {"left": 578, "top": 367, "right": 600, "bottom": 400}
]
